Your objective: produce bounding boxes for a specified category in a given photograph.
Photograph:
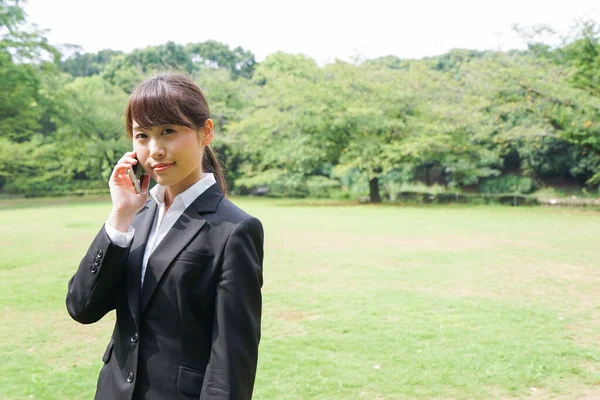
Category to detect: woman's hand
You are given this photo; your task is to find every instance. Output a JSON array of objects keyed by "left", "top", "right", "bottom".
[{"left": 107, "top": 151, "right": 150, "bottom": 232}]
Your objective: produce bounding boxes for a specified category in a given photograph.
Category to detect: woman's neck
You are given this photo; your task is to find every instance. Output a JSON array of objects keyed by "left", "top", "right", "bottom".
[
  {"left": 163, "top": 191, "right": 173, "bottom": 211},
  {"left": 163, "top": 168, "right": 204, "bottom": 209}
]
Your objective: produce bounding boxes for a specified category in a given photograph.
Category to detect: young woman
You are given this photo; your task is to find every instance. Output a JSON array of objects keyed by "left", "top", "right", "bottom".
[{"left": 66, "top": 73, "right": 264, "bottom": 400}]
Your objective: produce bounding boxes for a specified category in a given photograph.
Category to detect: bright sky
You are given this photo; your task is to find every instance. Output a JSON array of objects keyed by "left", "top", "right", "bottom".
[{"left": 24, "top": 0, "right": 600, "bottom": 64}]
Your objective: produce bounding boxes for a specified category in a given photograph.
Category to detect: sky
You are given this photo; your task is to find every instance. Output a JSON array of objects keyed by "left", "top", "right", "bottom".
[{"left": 24, "top": 0, "right": 600, "bottom": 64}]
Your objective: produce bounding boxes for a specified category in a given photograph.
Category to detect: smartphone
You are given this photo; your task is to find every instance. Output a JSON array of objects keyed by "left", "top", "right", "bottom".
[{"left": 127, "top": 157, "right": 146, "bottom": 194}]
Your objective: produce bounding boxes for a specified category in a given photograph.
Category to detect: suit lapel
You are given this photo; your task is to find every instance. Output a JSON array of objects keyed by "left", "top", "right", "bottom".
[
  {"left": 127, "top": 200, "right": 156, "bottom": 323},
  {"left": 140, "top": 184, "right": 224, "bottom": 312}
]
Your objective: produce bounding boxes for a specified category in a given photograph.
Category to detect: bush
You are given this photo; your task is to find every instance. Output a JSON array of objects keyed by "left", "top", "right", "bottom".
[
  {"left": 234, "top": 170, "right": 343, "bottom": 198},
  {"left": 305, "top": 176, "right": 342, "bottom": 199},
  {"left": 396, "top": 191, "right": 437, "bottom": 203},
  {"left": 497, "top": 194, "right": 528, "bottom": 206},
  {"left": 437, "top": 193, "right": 470, "bottom": 203},
  {"left": 397, "top": 182, "right": 448, "bottom": 194},
  {"left": 478, "top": 174, "right": 537, "bottom": 194},
  {"left": 2, "top": 177, "right": 109, "bottom": 198}
]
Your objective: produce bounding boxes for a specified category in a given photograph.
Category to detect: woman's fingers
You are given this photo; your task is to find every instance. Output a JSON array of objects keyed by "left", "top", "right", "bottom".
[
  {"left": 110, "top": 152, "right": 138, "bottom": 179},
  {"left": 109, "top": 152, "right": 149, "bottom": 199},
  {"left": 116, "top": 156, "right": 137, "bottom": 167},
  {"left": 141, "top": 174, "right": 151, "bottom": 193},
  {"left": 111, "top": 162, "right": 137, "bottom": 182},
  {"left": 113, "top": 152, "right": 137, "bottom": 169}
]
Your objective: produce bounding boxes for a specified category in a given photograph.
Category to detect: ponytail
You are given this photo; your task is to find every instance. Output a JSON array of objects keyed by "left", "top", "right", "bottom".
[{"left": 203, "top": 146, "right": 228, "bottom": 195}]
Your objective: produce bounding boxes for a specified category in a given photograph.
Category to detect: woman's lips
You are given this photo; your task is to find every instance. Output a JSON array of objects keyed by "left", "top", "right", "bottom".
[{"left": 152, "top": 163, "right": 174, "bottom": 172}]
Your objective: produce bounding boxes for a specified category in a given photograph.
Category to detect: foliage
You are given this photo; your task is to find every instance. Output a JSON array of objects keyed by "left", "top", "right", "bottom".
[
  {"left": 59, "top": 48, "right": 123, "bottom": 77},
  {"left": 186, "top": 40, "right": 256, "bottom": 79},
  {"left": 478, "top": 174, "right": 538, "bottom": 194},
  {"left": 234, "top": 169, "right": 309, "bottom": 198},
  {"left": 0, "top": 0, "right": 58, "bottom": 62},
  {"left": 0, "top": 5, "right": 599, "bottom": 200},
  {"left": 0, "top": 51, "right": 43, "bottom": 142},
  {"left": 561, "top": 20, "right": 600, "bottom": 96}
]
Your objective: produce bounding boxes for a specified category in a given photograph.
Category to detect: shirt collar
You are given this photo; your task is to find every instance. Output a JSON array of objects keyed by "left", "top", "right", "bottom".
[{"left": 149, "top": 173, "right": 216, "bottom": 209}]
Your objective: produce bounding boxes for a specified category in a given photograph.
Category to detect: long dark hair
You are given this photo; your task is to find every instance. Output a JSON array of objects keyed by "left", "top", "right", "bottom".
[{"left": 124, "top": 73, "right": 227, "bottom": 194}]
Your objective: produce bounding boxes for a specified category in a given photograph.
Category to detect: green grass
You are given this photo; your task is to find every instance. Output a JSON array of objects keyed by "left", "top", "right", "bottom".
[{"left": 1, "top": 197, "right": 599, "bottom": 399}]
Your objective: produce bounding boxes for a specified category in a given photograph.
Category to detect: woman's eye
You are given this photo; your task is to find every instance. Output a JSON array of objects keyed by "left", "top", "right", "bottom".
[
  {"left": 162, "top": 128, "right": 176, "bottom": 135},
  {"left": 134, "top": 133, "right": 147, "bottom": 139}
]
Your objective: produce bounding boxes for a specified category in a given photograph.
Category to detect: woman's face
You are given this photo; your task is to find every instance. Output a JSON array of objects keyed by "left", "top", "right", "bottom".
[{"left": 132, "top": 119, "right": 213, "bottom": 198}]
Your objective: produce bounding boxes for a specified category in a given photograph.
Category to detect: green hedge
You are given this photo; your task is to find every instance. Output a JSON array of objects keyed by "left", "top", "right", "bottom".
[
  {"left": 478, "top": 174, "right": 537, "bottom": 194},
  {"left": 395, "top": 191, "right": 539, "bottom": 206}
]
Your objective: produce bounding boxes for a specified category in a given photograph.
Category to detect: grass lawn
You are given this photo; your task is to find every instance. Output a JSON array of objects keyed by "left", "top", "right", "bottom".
[{"left": 1, "top": 196, "right": 599, "bottom": 399}]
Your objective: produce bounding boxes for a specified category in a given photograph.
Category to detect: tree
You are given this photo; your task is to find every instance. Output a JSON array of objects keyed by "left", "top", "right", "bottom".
[
  {"left": 0, "top": 0, "right": 58, "bottom": 62},
  {"left": 193, "top": 68, "right": 252, "bottom": 185},
  {"left": 59, "top": 47, "right": 123, "bottom": 77},
  {"left": 558, "top": 20, "right": 600, "bottom": 96},
  {"left": 101, "top": 55, "right": 145, "bottom": 93},
  {"left": 230, "top": 54, "right": 414, "bottom": 202},
  {"left": 186, "top": 40, "right": 256, "bottom": 79},
  {"left": 324, "top": 61, "right": 415, "bottom": 202},
  {"left": 0, "top": 0, "right": 61, "bottom": 142},
  {"left": 475, "top": 52, "right": 600, "bottom": 186},
  {"left": 226, "top": 53, "right": 332, "bottom": 195},
  {"left": 0, "top": 51, "right": 43, "bottom": 142},
  {"left": 367, "top": 56, "right": 504, "bottom": 191},
  {"left": 54, "top": 76, "right": 131, "bottom": 183},
  {"left": 510, "top": 20, "right": 600, "bottom": 186}
]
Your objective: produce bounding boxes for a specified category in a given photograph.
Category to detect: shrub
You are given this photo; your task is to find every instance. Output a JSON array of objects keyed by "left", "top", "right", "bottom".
[
  {"left": 234, "top": 170, "right": 342, "bottom": 198},
  {"left": 478, "top": 174, "right": 537, "bottom": 194},
  {"left": 305, "top": 176, "right": 342, "bottom": 199}
]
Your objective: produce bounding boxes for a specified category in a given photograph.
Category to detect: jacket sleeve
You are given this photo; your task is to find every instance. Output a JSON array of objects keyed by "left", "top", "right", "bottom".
[
  {"left": 200, "top": 217, "right": 264, "bottom": 400},
  {"left": 66, "top": 225, "right": 130, "bottom": 324}
]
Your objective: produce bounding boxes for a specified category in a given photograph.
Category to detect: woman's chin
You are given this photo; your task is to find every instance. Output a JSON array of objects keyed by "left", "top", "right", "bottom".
[{"left": 152, "top": 175, "right": 170, "bottom": 186}]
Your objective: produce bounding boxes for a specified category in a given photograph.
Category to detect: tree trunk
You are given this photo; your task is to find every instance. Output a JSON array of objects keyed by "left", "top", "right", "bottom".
[{"left": 369, "top": 177, "right": 381, "bottom": 203}]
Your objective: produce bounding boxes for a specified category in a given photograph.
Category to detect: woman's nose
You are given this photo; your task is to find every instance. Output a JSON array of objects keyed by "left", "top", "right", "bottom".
[{"left": 149, "top": 140, "right": 165, "bottom": 159}]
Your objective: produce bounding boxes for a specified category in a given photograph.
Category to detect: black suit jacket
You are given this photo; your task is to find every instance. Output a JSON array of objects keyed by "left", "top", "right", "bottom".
[{"left": 66, "top": 185, "right": 264, "bottom": 400}]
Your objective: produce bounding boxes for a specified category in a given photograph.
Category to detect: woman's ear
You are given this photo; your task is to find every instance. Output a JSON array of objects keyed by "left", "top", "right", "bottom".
[{"left": 201, "top": 119, "right": 214, "bottom": 146}]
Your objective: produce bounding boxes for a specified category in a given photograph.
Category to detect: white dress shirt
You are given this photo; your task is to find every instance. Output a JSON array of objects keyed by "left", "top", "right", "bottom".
[{"left": 104, "top": 173, "right": 216, "bottom": 286}]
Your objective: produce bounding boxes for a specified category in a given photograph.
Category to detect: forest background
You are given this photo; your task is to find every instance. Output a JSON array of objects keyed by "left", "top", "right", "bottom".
[{"left": 1, "top": 0, "right": 599, "bottom": 203}]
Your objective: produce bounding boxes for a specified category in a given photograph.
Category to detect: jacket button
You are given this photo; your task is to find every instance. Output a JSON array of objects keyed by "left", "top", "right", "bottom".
[
  {"left": 130, "top": 333, "right": 139, "bottom": 343},
  {"left": 90, "top": 265, "right": 98, "bottom": 274},
  {"left": 126, "top": 371, "right": 134, "bottom": 383},
  {"left": 93, "top": 258, "right": 101, "bottom": 266},
  {"left": 96, "top": 249, "right": 103, "bottom": 258}
]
